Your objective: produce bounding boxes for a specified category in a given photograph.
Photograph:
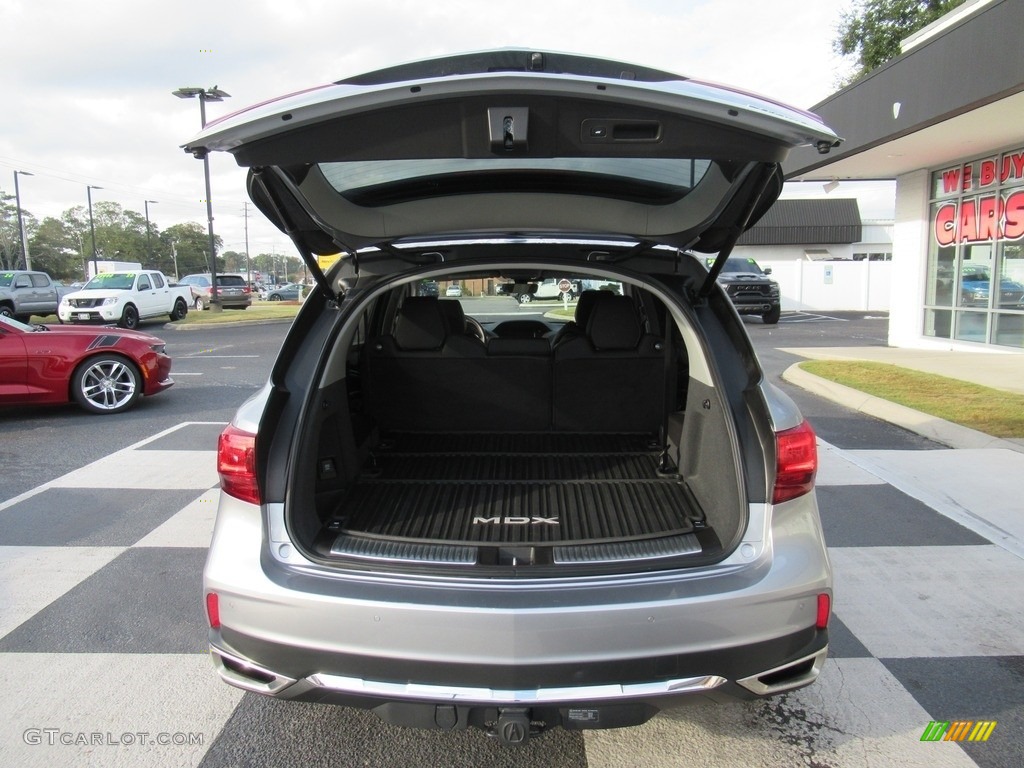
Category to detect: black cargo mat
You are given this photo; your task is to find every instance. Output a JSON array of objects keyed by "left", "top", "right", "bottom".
[{"left": 331, "top": 432, "right": 696, "bottom": 546}]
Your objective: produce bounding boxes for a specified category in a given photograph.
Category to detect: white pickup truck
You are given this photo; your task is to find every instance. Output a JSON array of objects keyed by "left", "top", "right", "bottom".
[{"left": 59, "top": 270, "right": 191, "bottom": 329}]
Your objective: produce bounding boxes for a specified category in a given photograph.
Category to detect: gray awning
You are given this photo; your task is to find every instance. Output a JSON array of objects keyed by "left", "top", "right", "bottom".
[{"left": 737, "top": 198, "right": 862, "bottom": 245}]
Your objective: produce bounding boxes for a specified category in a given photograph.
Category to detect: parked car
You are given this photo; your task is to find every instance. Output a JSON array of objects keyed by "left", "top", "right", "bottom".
[
  {"left": 959, "top": 264, "right": 1024, "bottom": 308},
  {"left": 444, "top": 284, "right": 463, "bottom": 297},
  {"left": 262, "top": 283, "right": 303, "bottom": 301},
  {"left": 709, "top": 256, "right": 782, "bottom": 324},
  {"left": 416, "top": 280, "right": 440, "bottom": 297},
  {"left": 500, "top": 277, "right": 577, "bottom": 303},
  {"left": 178, "top": 273, "right": 252, "bottom": 310},
  {"left": 0, "top": 313, "right": 173, "bottom": 413},
  {"left": 0, "top": 270, "right": 65, "bottom": 321},
  {"left": 59, "top": 270, "right": 192, "bottom": 328},
  {"left": 188, "top": 50, "right": 836, "bottom": 743}
]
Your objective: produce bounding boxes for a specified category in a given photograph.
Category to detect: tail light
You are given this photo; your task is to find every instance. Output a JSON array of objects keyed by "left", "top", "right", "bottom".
[
  {"left": 773, "top": 420, "right": 817, "bottom": 504},
  {"left": 816, "top": 593, "right": 831, "bottom": 630},
  {"left": 206, "top": 592, "right": 221, "bottom": 629},
  {"left": 218, "top": 425, "right": 260, "bottom": 504}
]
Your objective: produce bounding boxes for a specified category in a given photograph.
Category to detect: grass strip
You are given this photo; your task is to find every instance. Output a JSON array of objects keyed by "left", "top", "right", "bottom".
[
  {"left": 175, "top": 303, "right": 301, "bottom": 324},
  {"left": 799, "top": 360, "right": 1024, "bottom": 438}
]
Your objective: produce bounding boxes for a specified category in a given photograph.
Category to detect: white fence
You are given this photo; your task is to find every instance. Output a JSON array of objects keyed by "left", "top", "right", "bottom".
[{"left": 760, "top": 260, "right": 892, "bottom": 312}]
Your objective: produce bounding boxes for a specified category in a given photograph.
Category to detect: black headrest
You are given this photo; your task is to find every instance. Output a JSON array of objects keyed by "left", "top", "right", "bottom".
[
  {"left": 437, "top": 299, "right": 467, "bottom": 335},
  {"left": 574, "top": 290, "right": 607, "bottom": 329},
  {"left": 587, "top": 295, "right": 641, "bottom": 351},
  {"left": 394, "top": 297, "right": 447, "bottom": 350}
]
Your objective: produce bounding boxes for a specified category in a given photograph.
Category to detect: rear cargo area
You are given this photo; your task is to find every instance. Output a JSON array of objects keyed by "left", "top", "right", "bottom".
[
  {"left": 291, "top": 282, "right": 747, "bottom": 574},
  {"left": 314, "top": 430, "right": 713, "bottom": 569}
]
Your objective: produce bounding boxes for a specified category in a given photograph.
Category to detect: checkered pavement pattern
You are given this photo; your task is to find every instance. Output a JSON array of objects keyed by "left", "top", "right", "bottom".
[{"left": 0, "top": 423, "right": 1020, "bottom": 767}]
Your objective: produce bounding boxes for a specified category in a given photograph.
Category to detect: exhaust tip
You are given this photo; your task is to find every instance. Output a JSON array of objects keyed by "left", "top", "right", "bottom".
[
  {"left": 210, "top": 646, "right": 296, "bottom": 695},
  {"left": 736, "top": 647, "right": 828, "bottom": 696}
]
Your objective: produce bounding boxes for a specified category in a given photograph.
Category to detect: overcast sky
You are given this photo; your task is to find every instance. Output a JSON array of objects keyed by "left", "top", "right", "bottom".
[{"left": 1, "top": 0, "right": 893, "bottom": 263}]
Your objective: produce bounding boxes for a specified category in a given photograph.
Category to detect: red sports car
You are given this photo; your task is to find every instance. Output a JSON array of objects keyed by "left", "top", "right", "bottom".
[{"left": 0, "top": 315, "right": 174, "bottom": 414}]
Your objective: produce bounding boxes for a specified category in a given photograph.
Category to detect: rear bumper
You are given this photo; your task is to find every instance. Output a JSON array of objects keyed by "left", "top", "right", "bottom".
[
  {"left": 204, "top": 491, "right": 831, "bottom": 725},
  {"left": 206, "top": 634, "right": 828, "bottom": 730}
]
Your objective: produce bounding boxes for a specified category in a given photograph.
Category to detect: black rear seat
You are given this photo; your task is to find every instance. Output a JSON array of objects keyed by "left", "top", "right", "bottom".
[
  {"left": 552, "top": 294, "right": 664, "bottom": 432},
  {"left": 365, "top": 294, "right": 664, "bottom": 434},
  {"left": 366, "top": 297, "right": 548, "bottom": 432}
]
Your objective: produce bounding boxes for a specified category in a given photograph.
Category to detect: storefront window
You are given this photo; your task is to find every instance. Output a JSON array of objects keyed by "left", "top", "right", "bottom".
[
  {"left": 953, "top": 311, "right": 989, "bottom": 343},
  {"left": 926, "top": 149, "right": 1024, "bottom": 347},
  {"left": 924, "top": 309, "right": 952, "bottom": 340},
  {"left": 957, "top": 243, "right": 994, "bottom": 308},
  {"left": 993, "top": 313, "right": 1024, "bottom": 349}
]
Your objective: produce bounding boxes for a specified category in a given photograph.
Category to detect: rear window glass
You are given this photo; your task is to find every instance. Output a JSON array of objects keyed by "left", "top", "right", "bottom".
[
  {"left": 217, "top": 276, "right": 247, "bottom": 286},
  {"left": 319, "top": 158, "right": 711, "bottom": 205}
]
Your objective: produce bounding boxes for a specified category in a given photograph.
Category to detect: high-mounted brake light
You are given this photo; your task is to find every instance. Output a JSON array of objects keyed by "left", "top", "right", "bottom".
[
  {"left": 218, "top": 424, "right": 260, "bottom": 504},
  {"left": 773, "top": 420, "right": 817, "bottom": 504}
]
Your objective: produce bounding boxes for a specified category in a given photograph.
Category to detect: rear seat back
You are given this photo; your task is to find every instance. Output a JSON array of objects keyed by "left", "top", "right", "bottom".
[
  {"left": 366, "top": 297, "right": 549, "bottom": 432},
  {"left": 366, "top": 293, "right": 665, "bottom": 435},
  {"left": 552, "top": 294, "right": 664, "bottom": 432}
]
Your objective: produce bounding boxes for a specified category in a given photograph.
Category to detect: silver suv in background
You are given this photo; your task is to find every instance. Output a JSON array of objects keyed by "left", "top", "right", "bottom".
[
  {"left": 177, "top": 273, "right": 252, "bottom": 310},
  {"left": 188, "top": 50, "right": 835, "bottom": 744}
]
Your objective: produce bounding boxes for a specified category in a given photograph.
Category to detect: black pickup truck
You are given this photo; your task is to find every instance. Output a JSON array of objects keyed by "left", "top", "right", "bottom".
[{"left": 711, "top": 257, "right": 782, "bottom": 324}]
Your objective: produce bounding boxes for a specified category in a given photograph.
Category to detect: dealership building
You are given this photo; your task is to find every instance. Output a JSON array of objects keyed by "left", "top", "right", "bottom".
[{"left": 784, "top": 0, "right": 1024, "bottom": 351}]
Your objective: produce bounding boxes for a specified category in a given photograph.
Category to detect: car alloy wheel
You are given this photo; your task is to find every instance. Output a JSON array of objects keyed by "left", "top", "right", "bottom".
[
  {"left": 171, "top": 299, "right": 188, "bottom": 321},
  {"left": 72, "top": 354, "right": 142, "bottom": 414},
  {"left": 194, "top": 297, "right": 206, "bottom": 311}
]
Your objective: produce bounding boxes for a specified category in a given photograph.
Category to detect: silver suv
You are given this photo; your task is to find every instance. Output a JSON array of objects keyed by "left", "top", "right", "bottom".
[
  {"left": 190, "top": 50, "right": 835, "bottom": 743},
  {"left": 177, "top": 272, "right": 252, "bottom": 310}
]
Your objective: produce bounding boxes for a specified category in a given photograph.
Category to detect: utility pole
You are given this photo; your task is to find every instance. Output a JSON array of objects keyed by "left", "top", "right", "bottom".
[
  {"left": 13, "top": 171, "right": 33, "bottom": 270},
  {"left": 87, "top": 185, "right": 103, "bottom": 278},
  {"left": 144, "top": 200, "right": 158, "bottom": 267}
]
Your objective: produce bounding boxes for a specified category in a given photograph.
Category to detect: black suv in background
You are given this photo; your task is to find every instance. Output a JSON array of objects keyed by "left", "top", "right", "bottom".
[{"left": 711, "top": 257, "right": 782, "bottom": 324}]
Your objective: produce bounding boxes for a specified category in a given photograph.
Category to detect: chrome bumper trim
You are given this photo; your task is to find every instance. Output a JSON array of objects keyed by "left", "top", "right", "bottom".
[{"left": 306, "top": 671, "right": 726, "bottom": 704}]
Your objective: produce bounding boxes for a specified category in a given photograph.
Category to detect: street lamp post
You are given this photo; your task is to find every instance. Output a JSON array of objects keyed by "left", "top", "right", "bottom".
[
  {"left": 170, "top": 239, "right": 179, "bottom": 282},
  {"left": 144, "top": 200, "right": 158, "bottom": 267},
  {"left": 86, "top": 185, "right": 103, "bottom": 279},
  {"left": 173, "top": 85, "right": 230, "bottom": 312},
  {"left": 13, "top": 171, "right": 34, "bottom": 270}
]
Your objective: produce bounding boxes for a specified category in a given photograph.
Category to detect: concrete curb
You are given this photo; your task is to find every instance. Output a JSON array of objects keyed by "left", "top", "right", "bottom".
[{"left": 783, "top": 363, "right": 1024, "bottom": 454}]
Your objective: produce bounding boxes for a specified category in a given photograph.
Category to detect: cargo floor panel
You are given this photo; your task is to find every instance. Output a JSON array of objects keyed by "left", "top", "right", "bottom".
[
  {"left": 336, "top": 480, "right": 695, "bottom": 544},
  {"left": 325, "top": 432, "right": 700, "bottom": 552}
]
